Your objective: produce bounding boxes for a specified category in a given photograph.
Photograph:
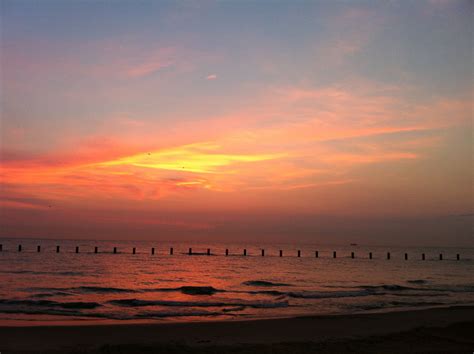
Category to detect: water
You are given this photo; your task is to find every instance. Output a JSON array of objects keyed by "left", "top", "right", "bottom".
[{"left": 1, "top": 238, "right": 473, "bottom": 325}]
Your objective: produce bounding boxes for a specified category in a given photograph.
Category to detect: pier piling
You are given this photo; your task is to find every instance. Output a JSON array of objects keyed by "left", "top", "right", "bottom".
[
  {"left": 189, "top": 248, "right": 192, "bottom": 255},
  {"left": 333, "top": 251, "right": 336, "bottom": 258},
  {"left": 133, "top": 247, "right": 136, "bottom": 254},
  {"left": 0, "top": 244, "right": 2, "bottom": 252},
  {"left": 207, "top": 248, "right": 211, "bottom": 256},
  {"left": 94, "top": 246, "right": 98, "bottom": 254},
  {"left": 151, "top": 247, "right": 155, "bottom": 255},
  {"left": 457, "top": 254, "right": 460, "bottom": 261},
  {"left": 439, "top": 253, "right": 443, "bottom": 261},
  {"left": 170, "top": 247, "right": 173, "bottom": 255},
  {"left": 18, "top": 245, "right": 22, "bottom": 252},
  {"left": 113, "top": 247, "right": 117, "bottom": 254},
  {"left": 351, "top": 252, "right": 354, "bottom": 259},
  {"left": 37, "top": 245, "right": 41, "bottom": 252},
  {"left": 56, "top": 245, "right": 60, "bottom": 253},
  {"left": 75, "top": 246, "right": 79, "bottom": 254},
  {"left": 315, "top": 251, "right": 319, "bottom": 258},
  {"left": 369, "top": 252, "right": 372, "bottom": 259},
  {"left": 405, "top": 253, "right": 408, "bottom": 260},
  {"left": 280, "top": 250, "right": 283, "bottom": 257},
  {"left": 422, "top": 253, "right": 425, "bottom": 260},
  {"left": 387, "top": 252, "right": 390, "bottom": 260},
  {"left": 298, "top": 250, "right": 301, "bottom": 257},
  {"left": 261, "top": 249, "right": 265, "bottom": 257},
  {"left": 225, "top": 249, "right": 229, "bottom": 256},
  {"left": 243, "top": 249, "right": 247, "bottom": 256}
]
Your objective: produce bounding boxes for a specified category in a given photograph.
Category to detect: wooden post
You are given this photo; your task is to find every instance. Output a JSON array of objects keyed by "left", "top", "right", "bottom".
[
  {"left": 94, "top": 246, "right": 98, "bottom": 254},
  {"left": 170, "top": 247, "right": 173, "bottom": 255},
  {"left": 243, "top": 249, "right": 247, "bottom": 256},
  {"left": 457, "top": 254, "right": 460, "bottom": 261},
  {"left": 75, "top": 246, "right": 79, "bottom": 254},
  {"left": 18, "top": 245, "right": 22, "bottom": 252},
  {"left": 189, "top": 248, "right": 192, "bottom": 255},
  {"left": 422, "top": 253, "right": 425, "bottom": 260},
  {"left": 261, "top": 249, "right": 265, "bottom": 257},
  {"left": 298, "top": 250, "right": 301, "bottom": 257},
  {"left": 225, "top": 249, "right": 229, "bottom": 256},
  {"left": 405, "top": 253, "right": 408, "bottom": 260},
  {"left": 333, "top": 251, "right": 336, "bottom": 258},
  {"left": 439, "top": 253, "right": 443, "bottom": 261},
  {"left": 369, "top": 252, "right": 372, "bottom": 259},
  {"left": 207, "top": 248, "right": 211, "bottom": 256},
  {"left": 315, "top": 251, "right": 319, "bottom": 258},
  {"left": 37, "top": 245, "right": 41, "bottom": 253},
  {"left": 351, "top": 252, "right": 354, "bottom": 259},
  {"left": 133, "top": 247, "right": 136, "bottom": 254},
  {"left": 113, "top": 247, "right": 117, "bottom": 254},
  {"left": 151, "top": 247, "right": 155, "bottom": 255},
  {"left": 56, "top": 245, "right": 60, "bottom": 253},
  {"left": 0, "top": 244, "right": 2, "bottom": 252},
  {"left": 387, "top": 252, "right": 390, "bottom": 260},
  {"left": 279, "top": 250, "right": 283, "bottom": 257}
]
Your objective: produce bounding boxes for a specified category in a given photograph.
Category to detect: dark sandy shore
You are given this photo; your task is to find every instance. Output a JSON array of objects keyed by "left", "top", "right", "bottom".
[{"left": 1, "top": 306, "right": 473, "bottom": 353}]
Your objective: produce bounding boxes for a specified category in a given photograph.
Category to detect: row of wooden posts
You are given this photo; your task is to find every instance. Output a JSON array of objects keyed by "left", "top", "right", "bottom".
[{"left": 0, "top": 244, "right": 461, "bottom": 260}]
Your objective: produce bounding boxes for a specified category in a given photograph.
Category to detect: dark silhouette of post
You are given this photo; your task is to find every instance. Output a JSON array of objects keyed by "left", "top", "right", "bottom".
[
  {"left": 333, "top": 251, "right": 336, "bottom": 258},
  {"left": 439, "top": 253, "right": 443, "bottom": 260},
  {"left": 457, "top": 254, "right": 460, "bottom": 261},
  {"left": 56, "top": 245, "right": 60, "bottom": 253},
  {"left": 405, "top": 253, "right": 408, "bottom": 260},
  {"left": 298, "top": 250, "right": 301, "bottom": 257},
  {"left": 243, "top": 249, "right": 247, "bottom": 256},
  {"left": 351, "top": 252, "right": 354, "bottom": 259},
  {"left": 75, "top": 246, "right": 79, "bottom": 254},
  {"left": 189, "top": 248, "right": 192, "bottom": 255},
  {"left": 170, "top": 247, "right": 173, "bottom": 255},
  {"left": 151, "top": 247, "right": 155, "bottom": 255},
  {"left": 261, "top": 249, "right": 265, "bottom": 256},
  {"left": 280, "top": 250, "right": 283, "bottom": 257},
  {"left": 225, "top": 249, "right": 229, "bottom": 256},
  {"left": 207, "top": 248, "right": 211, "bottom": 256},
  {"left": 0, "top": 244, "right": 2, "bottom": 252},
  {"left": 37, "top": 245, "right": 41, "bottom": 252},
  {"left": 422, "top": 253, "right": 425, "bottom": 260},
  {"left": 133, "top": 247, "right": 136, "bottom": 254},
  {"left": 315, "top": 251, "right": 319, "bottom": 258},
  {"left": 94, "top": 246, "right": 98, "bottom": 254},
  {"left": 18, "top": 244, "right": 22, "bottom": 252},
  {"left": 369, "top": 252, "right": 372, "bottom": 259},
  {"left": 113, "top": 247, "right": 117, "bottom": 254},
  {"left": 387, "top": 252, "right": 390, "bottom": 260}
]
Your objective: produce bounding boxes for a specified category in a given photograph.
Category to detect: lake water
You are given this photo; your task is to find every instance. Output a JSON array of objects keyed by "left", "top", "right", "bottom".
[{"left": 1, "top": 238, "right": 473, "bottom": 325}]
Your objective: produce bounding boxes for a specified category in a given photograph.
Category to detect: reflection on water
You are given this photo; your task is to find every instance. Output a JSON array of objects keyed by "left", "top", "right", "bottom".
[{"left": 0, "top": 238, "right": 473, "bottom": 325}]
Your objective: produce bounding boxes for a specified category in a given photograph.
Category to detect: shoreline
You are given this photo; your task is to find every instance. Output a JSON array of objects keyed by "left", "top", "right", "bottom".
[{"left": 2, "top": 305, "right": 474, "bottom": 353}]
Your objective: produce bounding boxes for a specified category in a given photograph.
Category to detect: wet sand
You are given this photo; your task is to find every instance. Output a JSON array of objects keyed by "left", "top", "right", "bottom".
[{"left": 2, "top": 306, "right": 474, "bottom": 353}]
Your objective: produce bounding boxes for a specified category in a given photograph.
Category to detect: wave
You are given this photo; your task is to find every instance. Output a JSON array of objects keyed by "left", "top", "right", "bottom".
[
  {"left": 1, "top": 270, "right": 85, "bottom": 276},
  {"left": 352, "top": 301, "right": 448, "bottom": 311},
  {"left": 242, "top": 280, "right": 292, "bottom": 287},
  {"left": 142, "top": 286, "right": 222, "bottom": 296},
  {"left": 287, "top": 290, "right": 371, "bottom": 299},
  {"left": 0, "top": 299, "right": 101, "bottom": 309},
  {"left": 0, "top": 307, "right": 226, "bottom": 320},
  {"left": 108, "top": 298, "right": 289, "bottom": 309},
  {"left": 406, "top": 279, "right": 428, "bottom": 284}
]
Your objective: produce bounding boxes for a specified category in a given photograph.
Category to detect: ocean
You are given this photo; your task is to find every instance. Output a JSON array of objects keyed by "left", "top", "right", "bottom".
[{"left": 1, "top": 238, "right": 473, "bottom": 325}]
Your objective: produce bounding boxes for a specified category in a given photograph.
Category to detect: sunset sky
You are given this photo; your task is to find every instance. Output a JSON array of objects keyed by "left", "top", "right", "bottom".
[{"left": 1, "top": 0, "right": 472, "bottom": 245}]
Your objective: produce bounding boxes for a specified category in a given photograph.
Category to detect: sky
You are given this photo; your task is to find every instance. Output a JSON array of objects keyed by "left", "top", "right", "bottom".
[{"left": 0, "top": 0, "right": 472, "bottom": 246}]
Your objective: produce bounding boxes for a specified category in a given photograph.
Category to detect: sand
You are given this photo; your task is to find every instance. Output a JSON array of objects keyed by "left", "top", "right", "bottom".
[{"left": 1, "top": 306, "right": 474, "bottom": 353}]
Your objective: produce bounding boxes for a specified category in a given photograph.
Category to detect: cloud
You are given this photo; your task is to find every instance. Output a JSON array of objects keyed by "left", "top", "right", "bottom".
[{"left": 206, "top": 74, "right": 217, "bottom": 80}]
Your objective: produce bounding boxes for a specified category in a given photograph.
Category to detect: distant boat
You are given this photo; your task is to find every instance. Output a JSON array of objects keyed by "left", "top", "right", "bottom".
[{"left": 350, "top": 243, "right": 358, "bottom": 246}]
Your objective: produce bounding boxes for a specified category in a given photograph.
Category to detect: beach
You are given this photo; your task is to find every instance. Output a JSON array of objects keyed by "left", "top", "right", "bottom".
[{"left": 2, "top": 306, "right": 473, "bottom": 353}]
